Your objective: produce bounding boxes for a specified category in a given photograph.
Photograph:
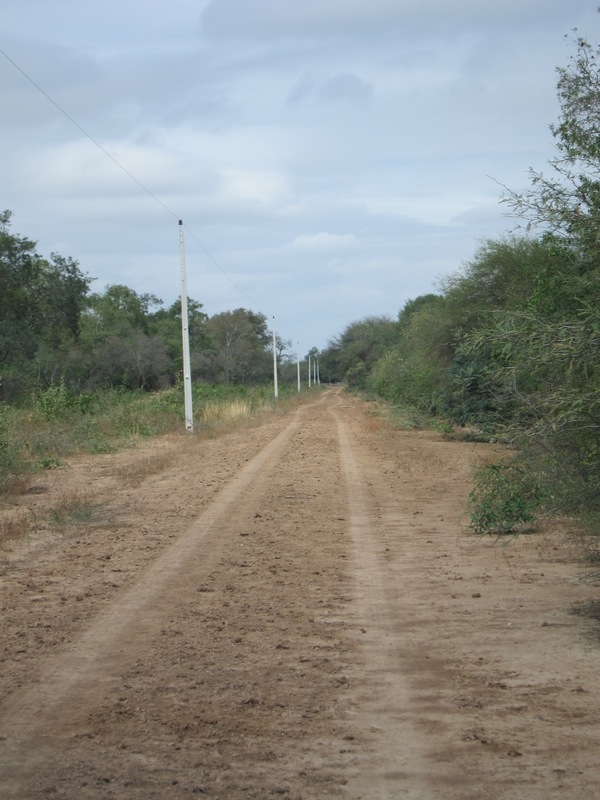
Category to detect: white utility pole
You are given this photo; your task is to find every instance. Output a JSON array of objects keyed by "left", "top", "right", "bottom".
[
  {"left": 178, "top": 220, "right": 194, "bottom": 432},
  {"left": 272, "top": 317, "right": 279, "bottom": 400}
]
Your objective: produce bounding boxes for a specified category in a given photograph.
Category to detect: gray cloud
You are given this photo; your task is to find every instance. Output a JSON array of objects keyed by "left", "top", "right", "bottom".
[
  {"left": 199, "top": 0, "right": 587, "bottom": 40},
  {"left": 318, "top": 73, "right": 374, "bottom": 105},
  {"left": 1, "top": 0, "right": 597, "bottom": 352}
]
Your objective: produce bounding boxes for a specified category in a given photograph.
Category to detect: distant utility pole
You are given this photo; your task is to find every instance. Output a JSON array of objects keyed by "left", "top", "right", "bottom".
[
  {"left": 272, "top": 317, "right": 279, "bottom": 400},
  {"left": 178, "top": 220, "right": 194, "bottom": 432}
]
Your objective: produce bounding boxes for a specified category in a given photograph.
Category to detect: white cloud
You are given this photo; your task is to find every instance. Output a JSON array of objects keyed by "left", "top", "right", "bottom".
[
  {"left": 289, "top": 233, "right": 360, "bottom": 252},
  {"left": 214, "top": 169, "right": 296, "bottom": 214}
]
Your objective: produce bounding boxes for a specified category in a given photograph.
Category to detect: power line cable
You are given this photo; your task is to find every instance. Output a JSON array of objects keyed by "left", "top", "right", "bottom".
[
  {"left": 1, "top": 47, "right": 177, "bottom": 220},
  {"left": 0, "top": 46, "right": 260, "bottom": 311}
]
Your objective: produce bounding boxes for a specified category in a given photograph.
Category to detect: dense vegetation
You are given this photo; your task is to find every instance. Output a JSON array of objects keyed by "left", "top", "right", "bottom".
[
  {"left": 0, "top": 210, "right": 301, "bottom": 401},
  {"left": 321, "top": 34, "right": 600, "bottom": 533}
]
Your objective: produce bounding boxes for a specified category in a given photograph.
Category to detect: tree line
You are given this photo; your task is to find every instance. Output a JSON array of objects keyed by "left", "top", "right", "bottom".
[
  {"left": 320, "top": 34, "right": 600, "bottom": 528},
  {"left": 0, "top": 210, "right": 301, "bottom": 401}
]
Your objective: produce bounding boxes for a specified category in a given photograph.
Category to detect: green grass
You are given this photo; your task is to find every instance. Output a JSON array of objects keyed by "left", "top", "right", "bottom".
[{"left": 0, "top": 382, "right": 303, "bottom": 496}]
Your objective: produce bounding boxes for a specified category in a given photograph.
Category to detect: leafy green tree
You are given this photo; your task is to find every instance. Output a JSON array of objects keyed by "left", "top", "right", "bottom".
[
  {"left": 150, "top": 298, "right": 210, "bottom": 380},
  {"left": 0, "top": 210, "right": 39, "bottom": 369},
  {"left": 436, "top": 236, "right": 576, "bottom": 425},
  {"left": 396, "top": 294, "right": 443, "bottom": 330},
  {"left": 204, "top": 308, "right": 271, "bottom": 384},
  {"left": 504, "top": 33, "right": 600, "bottom": 272},
  {"left": 442, "top": 238, "right": 559, "bottom": 318},
  {"left": 368, "top": 296, "right": 454, "bottom": 412},
  {"left": 324, "top": 316, "right": 397, "bottom": 389},
  {"left": 319, "top": 339, "right": 343, "bottom": 383},
  {"left": 90, "top": 334, "right": 171, "bottom": 391},
  {"left": 77, "top": 286, "right": 178, "bottom": 390},
  {"left": 81, "top": 284, "right": 162, "bottom": 347},
  {"left": 0, "top": 211, "right": 92, "bottom": 397}
]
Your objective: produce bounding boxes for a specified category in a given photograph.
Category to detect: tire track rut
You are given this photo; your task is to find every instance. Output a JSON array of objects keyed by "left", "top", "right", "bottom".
[
  {"left": 0, "top": 396, "right": 323, "bottom": 794},
  {"left": 331, "top": 398, "right": 464, "bottom": 798}
]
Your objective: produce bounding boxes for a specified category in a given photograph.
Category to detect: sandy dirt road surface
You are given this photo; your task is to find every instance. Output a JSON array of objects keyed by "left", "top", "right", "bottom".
[{"left": 0, "top": 387, "right": 599, "bottom": 799}]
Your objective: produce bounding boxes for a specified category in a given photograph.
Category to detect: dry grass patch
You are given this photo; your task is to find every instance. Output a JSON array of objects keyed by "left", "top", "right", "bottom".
[
  {"left": 0, "top": 509, "right": 34, "bottom": 545},
  {"left": 112, "top": 451, "right": 176, "bottom": 488},
  {"left": 48, "top": 490, "right": 109, "bottom": 531},
  {"left": 200, "top": 398, "right": 254, "bottom": 426}
]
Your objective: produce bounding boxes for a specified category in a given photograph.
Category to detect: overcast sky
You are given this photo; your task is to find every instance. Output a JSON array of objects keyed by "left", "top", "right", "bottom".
[{"left": 2, "top": 1, "right": 599, "bottom": 355}]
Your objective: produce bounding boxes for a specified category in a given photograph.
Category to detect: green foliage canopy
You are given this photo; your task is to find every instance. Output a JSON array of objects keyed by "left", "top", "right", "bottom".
[{"left": 0, "top": 210, "right": 92, "bottom": 397}]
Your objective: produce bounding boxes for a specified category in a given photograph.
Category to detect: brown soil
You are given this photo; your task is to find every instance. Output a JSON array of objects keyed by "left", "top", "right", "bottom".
[{"left": 0, "top": 387, "right": 598, "bottom": 799}]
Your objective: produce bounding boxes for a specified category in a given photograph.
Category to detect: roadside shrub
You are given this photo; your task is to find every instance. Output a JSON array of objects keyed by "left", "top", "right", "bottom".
[
  {"left": 35, "top": 382, "right": 66, "bottom": 419},
  {"left": 35, "top": 381, "right": 96, "bottom": 420},
  {"left": 469, "top": 461, "right": 547, "bottom": 534},
  {"left": 0, "top": 404, "right": 26, "bottom": 493}
]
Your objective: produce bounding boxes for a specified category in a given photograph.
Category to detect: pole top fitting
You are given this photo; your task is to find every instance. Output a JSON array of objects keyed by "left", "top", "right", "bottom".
[{"left": 178, "top": 219, "right": 183, "bottom": 226}]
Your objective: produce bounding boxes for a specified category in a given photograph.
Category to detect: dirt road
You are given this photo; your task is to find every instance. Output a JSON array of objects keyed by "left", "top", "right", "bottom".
[{"left": 0, "top": 388, "right": 599, "bottom": 798}]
